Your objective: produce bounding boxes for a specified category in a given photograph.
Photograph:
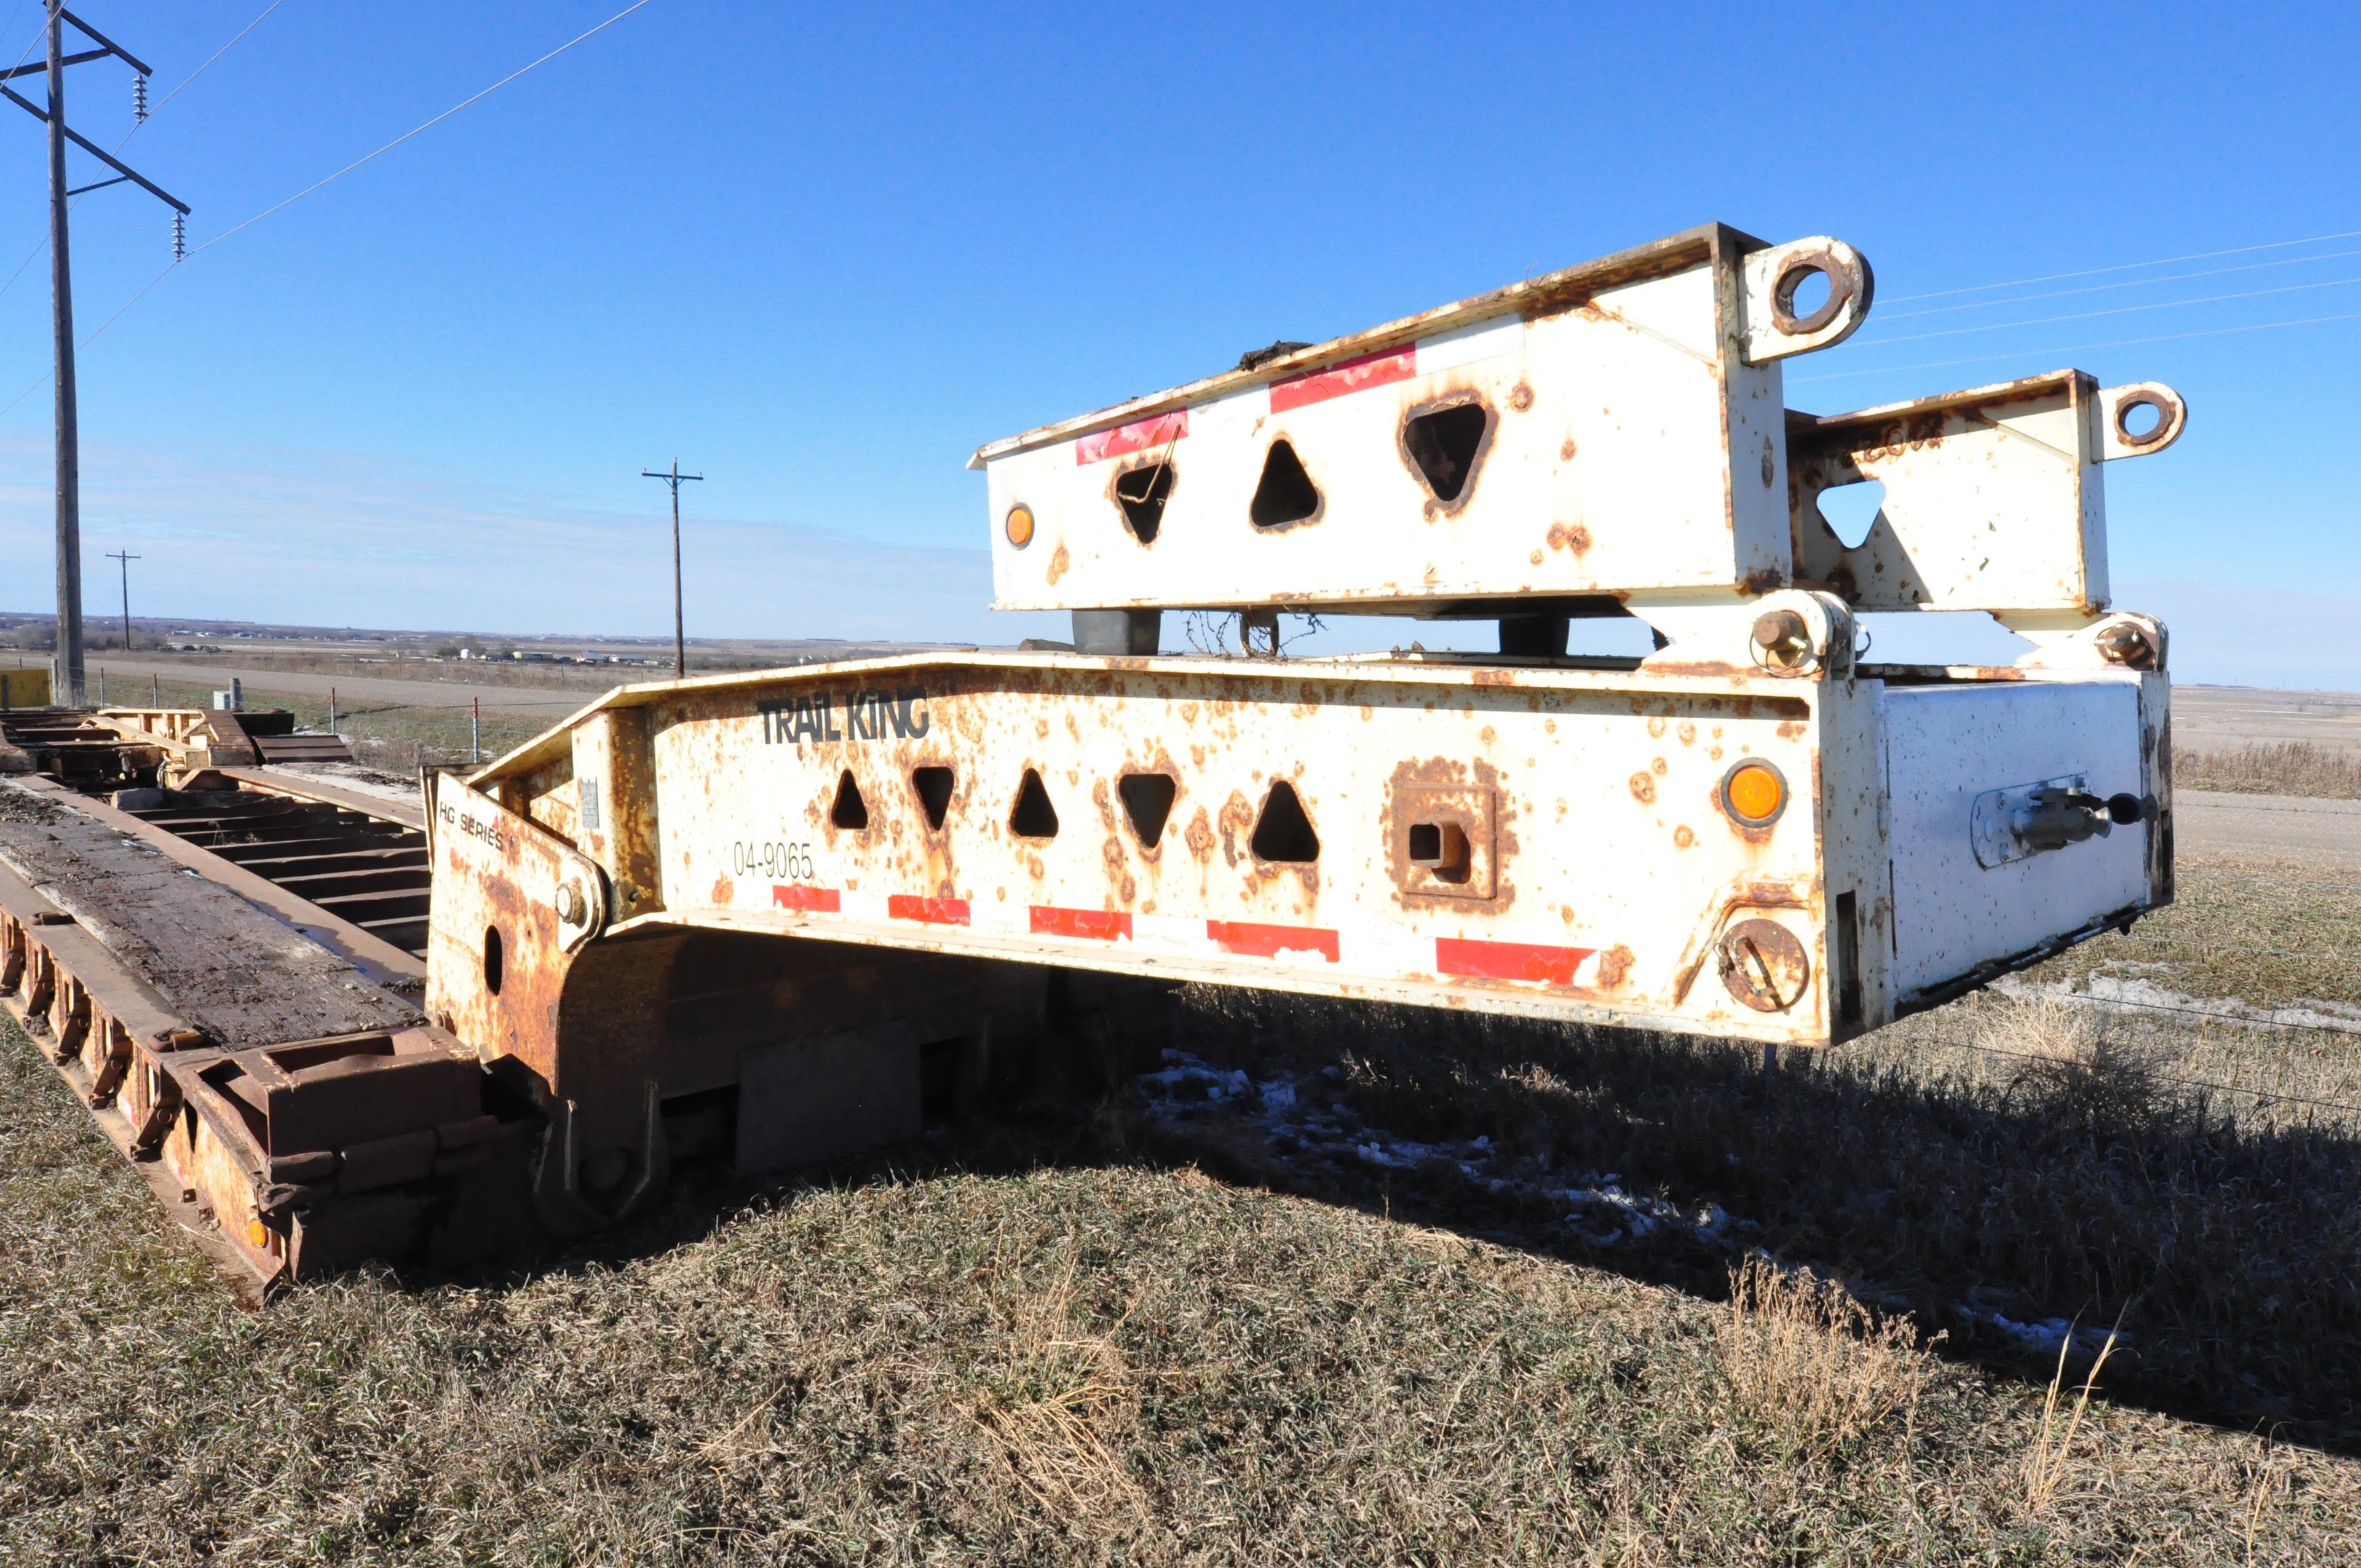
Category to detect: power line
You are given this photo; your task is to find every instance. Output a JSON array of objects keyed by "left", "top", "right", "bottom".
[
  {"left": 0, "top": 0, "right": 288, "bottom": 310},
  {"left": 1882, "top": 225, "right": 2361, "bottom": 304},
  {"left": 1786, "top": 309, "right": 2361, "bottom": 385},
  {"left": 1880, "top": 244, "right": 2361, "bottom": 322},
  {"left": 194, "top": 0, "right": 655, "bottom": 258},
  {"left": 127, "top": 0, "right": 284, "bottom": 137},
  {"left": 0, "top": 0, "right": 658, "bottom": 420},
  {"left": 1851, "top": 272, "right": 2361, "bottom": 349}
]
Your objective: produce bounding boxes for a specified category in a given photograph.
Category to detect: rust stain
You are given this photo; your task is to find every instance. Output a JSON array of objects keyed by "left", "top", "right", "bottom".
[
  {"left": 1595, "top": 944, "right": 1633, "bottom": 989},
  {"left": 1545, "top": 522, "right": 1592, "bottom": 557},
  {"left": 1045, "top": 542, "right": 1069, "bottom": 585},
  {"left": 1628, "top": 772, "right": 1655, "bottom": 804},
  {"left": 1381, "top": 755, "right": 1517, "bottom": 913}
]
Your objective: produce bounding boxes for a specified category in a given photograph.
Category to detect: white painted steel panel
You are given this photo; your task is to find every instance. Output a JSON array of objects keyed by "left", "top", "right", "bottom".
[
  {"left": 976, "top": 225, "right": 1870, "bottom": 614},
  {"left": 1881, "top": 679, "right": 2150, "bottom": 999}
]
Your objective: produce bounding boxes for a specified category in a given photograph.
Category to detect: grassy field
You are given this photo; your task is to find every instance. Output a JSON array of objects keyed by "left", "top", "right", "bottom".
[
  {"left": 8, "top": 852, "right": 2361, "bottom": 1561},
  {"left": 2178, "top": 741, "right": 2361, "bottom": 799}
]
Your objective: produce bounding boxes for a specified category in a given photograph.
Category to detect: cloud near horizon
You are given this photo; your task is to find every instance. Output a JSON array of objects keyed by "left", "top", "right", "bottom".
[
  {"left": 0, "top": 434, "right": 1061, "bottom": 646},
  {"left": 1, "top": 438, "right": 2352, "bottom": 691}
]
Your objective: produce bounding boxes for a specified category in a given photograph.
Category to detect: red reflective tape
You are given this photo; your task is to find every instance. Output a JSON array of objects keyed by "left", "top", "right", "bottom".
[
  {"left": 888, "top": 894, "right": 971, "bottom": 925},
  {"left": 1206, "top": 919, "right": 1340, "bottom": 963},
  {"left": 771, "top": 884, "right": 840, "bottom": 913},
  {"left": 1268, "top": 344, "right": 1417, "bottom": 412},
  {"left": 1075, "top": 410, "right": 1187, "bottom": 465},
  {"left": 1030, "top": 905, "right": 1133, "bottom": 941},
  {"left": 1436, "top": 936, "right": 1595, "bottom": 987}
]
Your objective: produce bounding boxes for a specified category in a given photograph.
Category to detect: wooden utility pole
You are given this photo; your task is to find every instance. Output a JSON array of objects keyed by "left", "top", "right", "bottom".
[
  {"left": 641, "top": 460, "right": 703, "bottom": 679},
  {"left": 0, "top": 5, "right": 189, "bottom": 705},
  {"left": 106, "top": 547, "right": 137, "bottom": 649}
]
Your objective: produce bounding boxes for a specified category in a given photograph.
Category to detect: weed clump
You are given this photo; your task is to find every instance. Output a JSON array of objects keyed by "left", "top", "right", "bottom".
[{"left": 1718, "top": 1254, "right": 1934, "bottom": 1462}]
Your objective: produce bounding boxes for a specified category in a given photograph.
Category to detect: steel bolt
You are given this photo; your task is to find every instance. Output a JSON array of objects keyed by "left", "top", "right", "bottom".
[
  {"left": 1751, "top": 609, "right": 1813, "bottom": 670},
  {"left": 2094, "top": 621, "right": 2157, "bottom": 670},
  {"left": 556, "top": 881, "right": 586, "bottom": 924}
]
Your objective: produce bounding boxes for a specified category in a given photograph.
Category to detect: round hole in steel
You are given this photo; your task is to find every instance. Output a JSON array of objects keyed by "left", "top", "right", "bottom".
[
  {"left": 483, "top": 925, "right": 504, "bottom": 996},
  {"left": 2116, "top": 396, "right": 2165, "bottom": 443},
  {"left": 1771, "top": 256, "right": 1851, "bottom": 335}
]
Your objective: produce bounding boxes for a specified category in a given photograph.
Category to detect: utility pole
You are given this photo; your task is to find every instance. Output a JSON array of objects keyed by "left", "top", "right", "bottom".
[
  {"left": 106, "top": 547, "right": 136, "bottom": 650},
  {"left": 641, "top": 460, "right": 703, "bottom": 679},
  {"left": 1, "top": 6, "right": 189, "bottom": 707}
]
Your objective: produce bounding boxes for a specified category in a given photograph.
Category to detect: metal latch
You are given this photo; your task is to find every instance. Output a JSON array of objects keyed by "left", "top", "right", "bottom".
[{"left": 1970, "top": 775, "right": 2148, "bottom": 868}]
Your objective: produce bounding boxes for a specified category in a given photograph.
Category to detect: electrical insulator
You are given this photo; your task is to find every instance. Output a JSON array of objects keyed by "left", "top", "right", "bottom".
[
  {"left": 172, "top": 213, "right": 185, "bottom": 262},
  {"left": 133, "top": 74, "right": 149, "bottom": 123}
]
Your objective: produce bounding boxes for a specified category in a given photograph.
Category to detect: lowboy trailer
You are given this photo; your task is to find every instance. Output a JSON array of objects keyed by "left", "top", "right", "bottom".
[{"left": 2, "top": 221, "right": 2181, "bottom": 1288}]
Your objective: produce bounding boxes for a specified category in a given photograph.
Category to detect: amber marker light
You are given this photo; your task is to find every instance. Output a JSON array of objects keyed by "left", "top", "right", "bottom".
[
  {"left": 1721, "top": 759, "right": 1787, "bottom": 827},
  {"left": 1005, "top": 504, "right": 1035, "bottom": 548}
]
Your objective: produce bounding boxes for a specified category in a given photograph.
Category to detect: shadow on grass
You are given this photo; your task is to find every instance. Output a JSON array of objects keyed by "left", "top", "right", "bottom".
[{"left": 416, "top": 973, "right": 2361, "bottom": 1455}]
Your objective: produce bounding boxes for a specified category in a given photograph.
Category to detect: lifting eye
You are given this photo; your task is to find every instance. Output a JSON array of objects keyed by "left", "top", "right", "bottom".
[{"left": 1720, "top": 760, "right": 1787, "bottom": 827}]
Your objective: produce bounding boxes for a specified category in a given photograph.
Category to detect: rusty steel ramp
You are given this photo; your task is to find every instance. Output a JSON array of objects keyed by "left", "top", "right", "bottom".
[{"left": 0, "top": 778, "right": 536, "bottom": 1293}]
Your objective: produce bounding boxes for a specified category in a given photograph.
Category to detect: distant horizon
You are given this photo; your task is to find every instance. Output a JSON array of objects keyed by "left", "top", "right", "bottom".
[{"left": 5, "top": 598, "right": 2359, "bottom": 699}]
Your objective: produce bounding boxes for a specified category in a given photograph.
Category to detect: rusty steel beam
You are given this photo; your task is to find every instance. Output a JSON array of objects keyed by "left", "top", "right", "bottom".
[{"left": 214, "top": 764, "right": 427, "bottom": 830}]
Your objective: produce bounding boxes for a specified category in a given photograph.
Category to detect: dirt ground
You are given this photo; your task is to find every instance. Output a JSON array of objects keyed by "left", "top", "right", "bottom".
[{"left": 2173, "top": 684, "right": 2361, "bottom": 755}]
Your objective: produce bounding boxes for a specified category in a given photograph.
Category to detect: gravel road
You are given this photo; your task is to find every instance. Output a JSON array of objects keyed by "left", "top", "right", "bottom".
[{"left": 2176, "top": 788, "right": 2361, "bottom": 870}]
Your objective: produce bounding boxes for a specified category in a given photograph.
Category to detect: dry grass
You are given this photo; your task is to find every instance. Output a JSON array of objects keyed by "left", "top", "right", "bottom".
[
  {"left": 12, "top": 836, "right": 2361, "bottom": 1559},
  {"left": 1145, "top": 970, "right": 2361, "bottom": 1452},
  {"left": 1717, "top": 1253, "right": 1934, "bottom": 1462},
  {"left": 2022, "top": 1326, "right": 2122, "bottom": 1515},
  {"left": 2179, "top": 741, "right": 2361, "bottom": 799},
  {"left": 12, "top": 1007, "right": 2361, "bottom": 1562},
  {"left": 120, "top": 673, "right": 550, "bottom": 770}
]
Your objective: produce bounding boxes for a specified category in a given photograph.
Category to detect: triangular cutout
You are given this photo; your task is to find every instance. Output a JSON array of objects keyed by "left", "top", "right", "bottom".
[
  {"left": 1113, "top": 461, "right": 1174, "bottom": 543},
  {"left": 1249, "top": 440, "right": 1321, "bottom": 528},
  {"left": 1816, "top": 478, "right": 1886, "bottom": 550},
  {"left": 1010, "top": 768, "right": 1059, "bottom": 839},
  {"left": 829, "top": 769, "right": 869, "bottom": 830},
  {"left": 1402, "top": 403, "right": 1490, "bottom": 502},
  {"left": 911, "top": 766, "right": 954, "bottom": 831},
  {"left": 1117, "top": 772, "right": 1177, "bottom": 847},
  {"left": 1250, "top": 780, "right": 1319, "bottom": 863}
]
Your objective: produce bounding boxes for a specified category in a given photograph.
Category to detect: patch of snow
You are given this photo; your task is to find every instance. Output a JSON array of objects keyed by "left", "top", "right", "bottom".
[{"left": 1998, "top": 972, "right": 2361, "bottom": 1035}]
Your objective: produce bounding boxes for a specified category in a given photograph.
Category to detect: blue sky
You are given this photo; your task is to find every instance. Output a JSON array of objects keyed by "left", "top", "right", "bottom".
[{"left": 0, "top": 1, "right": 2354, "bottom": 684}]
